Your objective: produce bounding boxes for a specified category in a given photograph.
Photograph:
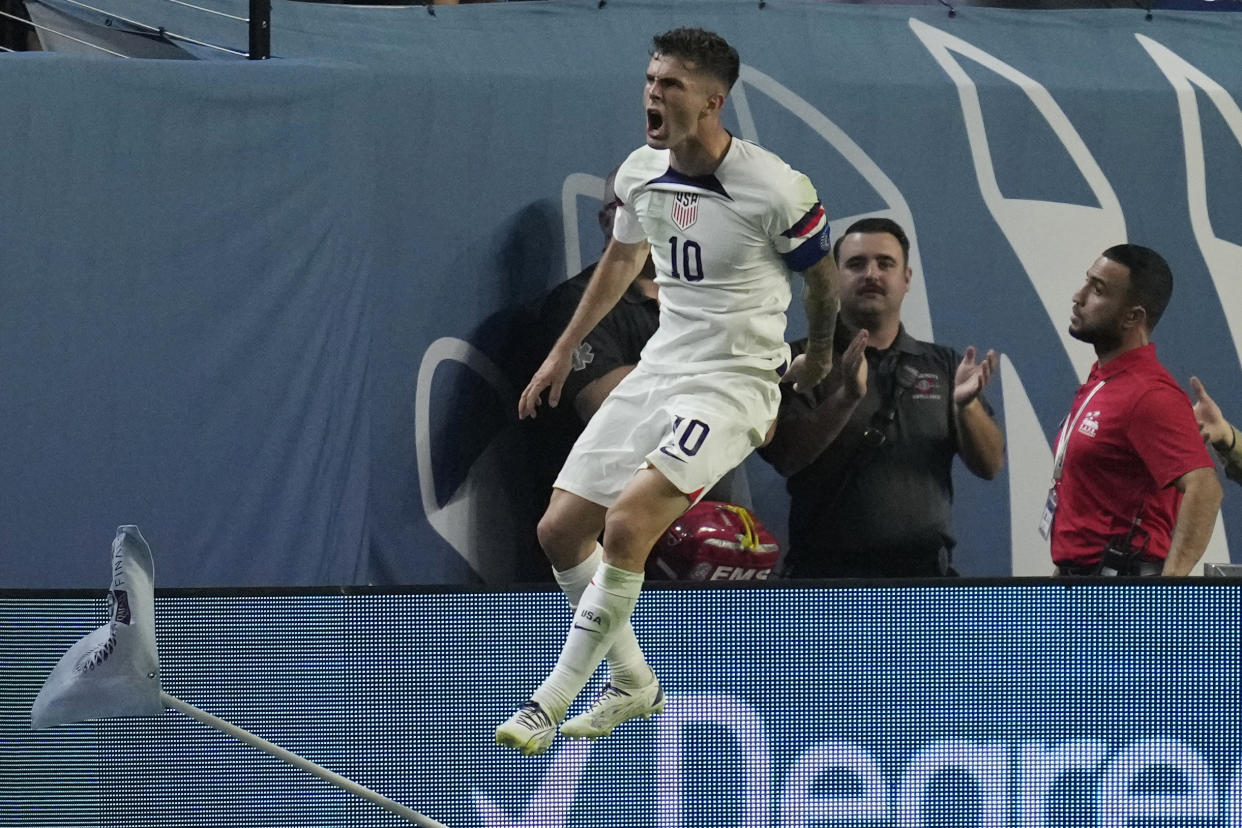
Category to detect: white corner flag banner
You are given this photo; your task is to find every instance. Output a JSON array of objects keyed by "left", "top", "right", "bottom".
[
  {"left": 31, "top": 525, "right": 164, "bottom": 729},
  {"left": 26, "top": 526, "right": 448, "bottom": 826}
]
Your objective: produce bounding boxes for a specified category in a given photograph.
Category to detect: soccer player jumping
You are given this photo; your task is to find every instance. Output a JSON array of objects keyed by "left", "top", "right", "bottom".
[{"left": 497, "top": 27, "right": 840, "bottom": 755}]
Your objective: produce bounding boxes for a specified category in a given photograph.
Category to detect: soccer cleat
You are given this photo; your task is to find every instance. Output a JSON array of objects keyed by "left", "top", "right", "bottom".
[
  {"left": 495, "top": 700, "right": 558, "bottom": 756},
  {"left": 560, "top": 678, "right": 665, "bottom": 740}
]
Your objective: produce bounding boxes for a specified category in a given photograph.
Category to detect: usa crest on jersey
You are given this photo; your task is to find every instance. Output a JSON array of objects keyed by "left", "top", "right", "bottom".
[{"left": 671, "top": 193, "right": 699, "bottom": 231}]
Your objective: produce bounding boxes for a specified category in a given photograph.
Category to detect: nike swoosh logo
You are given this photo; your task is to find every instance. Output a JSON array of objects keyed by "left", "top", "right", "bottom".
[{"left": 658, "top": 446, "right": 688, "bottom": 463}]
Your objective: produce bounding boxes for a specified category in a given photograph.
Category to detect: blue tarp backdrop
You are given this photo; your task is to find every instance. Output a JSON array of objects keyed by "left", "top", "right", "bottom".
[{"left": 1, "top": 1, "right": 1239, "bottom": 585}]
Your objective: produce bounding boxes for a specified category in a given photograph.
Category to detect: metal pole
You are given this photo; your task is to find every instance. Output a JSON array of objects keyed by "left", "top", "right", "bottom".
[
  {"left": 161, "top": 693, "right": 448, "bottom": 827},
  {"left": 248, "top": 0, "right": 269, "bottom": 59}
]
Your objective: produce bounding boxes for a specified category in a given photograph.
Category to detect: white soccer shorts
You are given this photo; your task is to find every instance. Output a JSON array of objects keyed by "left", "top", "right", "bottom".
[{"left": 553, "top": 364, "right": 780, "bottom": 507}]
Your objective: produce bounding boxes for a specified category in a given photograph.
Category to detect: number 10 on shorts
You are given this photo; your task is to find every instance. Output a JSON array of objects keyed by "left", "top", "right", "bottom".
[{"left": 659, "top": 415, "right": 710, "bottom": 462}]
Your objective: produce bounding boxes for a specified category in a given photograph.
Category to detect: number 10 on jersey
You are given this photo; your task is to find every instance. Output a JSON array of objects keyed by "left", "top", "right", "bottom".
[{"left": 668, "top": 236, "right": 704, "bottom": 282}]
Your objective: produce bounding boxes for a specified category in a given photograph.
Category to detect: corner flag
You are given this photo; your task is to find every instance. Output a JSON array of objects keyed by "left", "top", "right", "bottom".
[
  {"left": 28, "top": 525, "right": 448, "bottom": 826},
  {"left": 31, "top": 525, "right": 164, "bottom": 729}
]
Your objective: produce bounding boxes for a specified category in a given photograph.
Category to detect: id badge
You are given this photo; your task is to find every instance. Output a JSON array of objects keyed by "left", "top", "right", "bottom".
[{"left": 1038, "top": 486, "right": 1058, "bottom": 539}]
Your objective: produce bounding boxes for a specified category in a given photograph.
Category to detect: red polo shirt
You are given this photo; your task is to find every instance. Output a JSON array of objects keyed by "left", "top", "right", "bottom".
[{"left": 1050, "top": 344, "right": 1212, "bottom": 567}]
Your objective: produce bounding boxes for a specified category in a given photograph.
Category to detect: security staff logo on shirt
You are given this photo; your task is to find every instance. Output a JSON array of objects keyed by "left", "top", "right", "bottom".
[
  {"left": 911, "top": 373, "right": 942, "bottom": 400},
  {"left": 671, "top": 193, "right": 699, "bottom": 231},
  {"left": 1079, "top": 410, "right": 1100, "bottom": 438}
]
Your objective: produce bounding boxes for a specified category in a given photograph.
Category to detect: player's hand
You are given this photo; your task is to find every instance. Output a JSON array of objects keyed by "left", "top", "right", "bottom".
[
  {"left": 786, "top": 343, "right": 835, "bottom": 394},
  {"left": 953, "top": 346, "right": 998, "bottom": 408},
  {"left": 519, "top": 347, "right": 574, "bottom": 419},
  {"left": 1190, "top": 376, "right": 1232, "bottom": 446}
]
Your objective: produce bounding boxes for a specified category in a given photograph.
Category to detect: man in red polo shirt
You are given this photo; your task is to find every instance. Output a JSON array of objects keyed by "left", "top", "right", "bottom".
[{"left": 1046, "top": 244, "right": 1222, "bottom": 576}]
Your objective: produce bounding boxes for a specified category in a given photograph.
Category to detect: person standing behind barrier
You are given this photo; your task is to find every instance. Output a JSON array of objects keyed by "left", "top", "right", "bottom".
[
  {"left": 759, "top": 217, "right": 1005, "bottom": 577},
  {"left": 512, "top": 171, "right": 663, "bottom": 581},
  {"left": 523, "top": 170, "right": 659, "bottom": 508},
  {"left": 496, "top": 27, "right": 841, "bottom": 756},
  {"left": 1044, "top": 245, "right": 1221, "bottom": 576},
  {"left": 1190, "top": 376, "right": 1242, "bottom": 485},
  {"left": 538, "top": 169, "right": 659, "bottom": 428}
]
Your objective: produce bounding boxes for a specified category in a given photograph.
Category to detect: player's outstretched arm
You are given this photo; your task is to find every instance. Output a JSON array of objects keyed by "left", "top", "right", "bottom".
[
  {"left": 518, "top": 237, "right": 651, "bottom": 419},
  {"left": 786, "top": 253, "right": 841, "bottom": 393}
]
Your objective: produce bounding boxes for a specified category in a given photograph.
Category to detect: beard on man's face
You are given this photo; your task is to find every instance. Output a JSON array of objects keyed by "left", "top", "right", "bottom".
[{"left": 1068, "top": 315, "right": 1123, "bottom": 351}]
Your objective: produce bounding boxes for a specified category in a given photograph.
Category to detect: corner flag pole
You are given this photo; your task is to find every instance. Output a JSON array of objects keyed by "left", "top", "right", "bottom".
[{"left": 161, "top": 692, "right": 449, "bottom": 828}]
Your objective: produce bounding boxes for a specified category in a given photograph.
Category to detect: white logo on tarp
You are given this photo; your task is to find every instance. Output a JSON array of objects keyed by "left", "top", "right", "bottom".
[
  {"left": 475, "top": 697, "right": 1235, "bottom": 828},
  {"left": 671, "top": 193, "right": 699, "bottom": 231}
]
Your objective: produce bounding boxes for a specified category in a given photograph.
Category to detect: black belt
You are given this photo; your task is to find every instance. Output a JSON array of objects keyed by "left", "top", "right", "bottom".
[{"left": 1057, "top": 560, "right": 1163, "bottom": 577}]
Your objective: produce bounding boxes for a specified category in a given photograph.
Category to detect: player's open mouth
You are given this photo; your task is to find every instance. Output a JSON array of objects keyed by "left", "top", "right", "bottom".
[{"left": 646, "top": 109, "right": 664, "bottom": 137}]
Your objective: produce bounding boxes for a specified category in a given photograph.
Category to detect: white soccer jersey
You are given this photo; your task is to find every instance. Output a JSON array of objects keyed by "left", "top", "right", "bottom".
[{"left": 611, "top": 137, "right": 830, "bottom": 374}]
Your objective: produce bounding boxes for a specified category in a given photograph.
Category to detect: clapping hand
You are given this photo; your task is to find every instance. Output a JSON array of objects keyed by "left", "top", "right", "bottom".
[
  {"left": 786, "top": 329, "right": 868, "bottom": 398},
  {"left": 1190, "top": 376, "right": 1233, "bottom": 446},
  {"left": 954, "top": 346, "right": 998, "bottom": 408},
  {"left": 834, "top": 328, "right": 869, "bottom": 401}
]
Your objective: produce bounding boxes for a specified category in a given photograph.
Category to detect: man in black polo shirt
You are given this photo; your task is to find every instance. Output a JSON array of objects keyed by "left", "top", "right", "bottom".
[{"left": 759, "top": 217, "right": 1006, "bottom": 577}]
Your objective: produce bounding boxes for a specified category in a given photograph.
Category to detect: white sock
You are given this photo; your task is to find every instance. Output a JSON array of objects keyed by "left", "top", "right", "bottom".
[
  {"left": 552, "top": 544, "right": 654, "bottom": 691},
  {"left": 551, "top": 544, "right": 602, "bottom": 606},
  {"left": 533, "top": 562, "right": 645, "bottom": 719}
]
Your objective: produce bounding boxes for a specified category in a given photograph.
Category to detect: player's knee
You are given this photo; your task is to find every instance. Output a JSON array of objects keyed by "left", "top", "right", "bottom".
[
  {"left": 536, "top": 512, "right": 570, "bottom": 557},
  {"left": 536, "top": 511, "right": 593, "bottom": 569},
  {"left": 601, "top": 508, "right": 657, "bottom": 567}
]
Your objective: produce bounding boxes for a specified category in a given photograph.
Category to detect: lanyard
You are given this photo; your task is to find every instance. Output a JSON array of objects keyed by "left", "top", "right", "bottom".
[{"left": 1052, "top": 380, "right": 1107, "bottom": 481}]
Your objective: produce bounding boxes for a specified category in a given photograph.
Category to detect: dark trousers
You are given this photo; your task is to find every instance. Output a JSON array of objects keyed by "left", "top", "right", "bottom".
[
  {"left": 1057, "top": 560, "right": 1163, "bottom": 577},
  {"left": 783, "top": 545, "right": 954, "bottom": 579}
]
